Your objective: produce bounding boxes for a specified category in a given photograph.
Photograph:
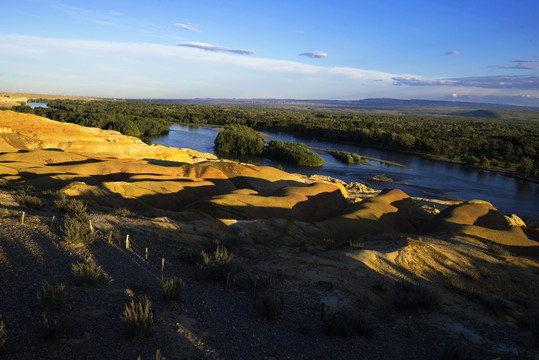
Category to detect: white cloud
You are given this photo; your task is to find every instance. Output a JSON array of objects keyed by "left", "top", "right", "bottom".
[
  {"left": 0, "top": 34, "right": 429, "bottom": 99},
  {"left": 176, "top": 41, "right": 255, "bottom": 55},
  {"left": 174, "top": 23, "right": 200, "bottom": 32},
  {"left": 445, "top": 50, "right": 461, "bottom": 56},
  {"left": 299, "top": 51, "right": 328, "bottom": 59}
]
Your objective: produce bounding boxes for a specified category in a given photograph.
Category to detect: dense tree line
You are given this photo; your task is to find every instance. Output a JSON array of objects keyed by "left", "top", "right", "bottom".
[{"left": 7, "top": 99, "right": 538, "bottom": 179}]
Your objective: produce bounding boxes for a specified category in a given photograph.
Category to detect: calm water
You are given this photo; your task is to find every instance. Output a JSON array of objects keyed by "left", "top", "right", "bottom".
[
  {"left": 26, "top": 102, "right": 48, "bottom": 108},
  {"left": 153, "top": 125, "right": 539, "bottom": 217}
]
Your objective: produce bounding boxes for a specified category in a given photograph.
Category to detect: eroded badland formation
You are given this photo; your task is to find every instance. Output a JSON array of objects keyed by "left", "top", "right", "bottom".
[{"left": 0, "top": 110, "right": 538, "bottom": 359}]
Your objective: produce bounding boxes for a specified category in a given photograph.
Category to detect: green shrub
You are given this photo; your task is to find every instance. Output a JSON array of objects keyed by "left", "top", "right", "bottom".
[
  {"left": 214, "top": 125, "right": 264, "bottom": 156},
  {"left": 392, "top": 281, "right": 439, "bottom": 312},
  {"left": 322, "top": 309, "right": 374, "bottom": 338},
  {"left": 196, "top": 245, "right": 235, "bottom": 283},
  {"left": 254, "top": 293, "right": 283, "bottom": 321},
  {"left": 54, "top": 197, "right": 87, "bottom": 214},
  {"left": 264, "top": 140, "right": 324, "bottom": 167},
  {"left": 112, "top": 207, "right": 136, "bottom": 217},
  {"left": 63, "top": 213, "right": 95, "bottom": 246},
  {"left": 72, "top": 260, "right": 102, "bottom": 286},
  {"left": 39, "top": 313, "right": 72, "bottom": 340},
  {"left": 329, "top": 151, "right": 362, "bottom": 164},
  {"left": 162, "top": 277, "right": 185, "bottom": 302},
  {"left": 0, "top": 318, "right": 6, "bottom": 348},
  {"left": 15, "top": 193, "right": 43, "bottom": 210},
  {"left": 121, "top": 296, "right": 153, "bottom": 338},
  {"left": 439, "top": 338, "right": 473, "bottom": 360},
  {"left": 37, "top": 281, "right": 65, "bottom": 311}
]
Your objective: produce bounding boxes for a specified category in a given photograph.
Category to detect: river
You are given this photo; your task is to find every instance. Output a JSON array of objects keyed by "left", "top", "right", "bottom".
[{"left": 153, "top": 124, "right": 539, "bottom": 217}]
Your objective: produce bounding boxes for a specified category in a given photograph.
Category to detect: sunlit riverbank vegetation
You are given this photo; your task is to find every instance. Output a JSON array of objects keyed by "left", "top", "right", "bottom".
[{"left": 7, "top": 99, "right": 538, "bottom": 180}]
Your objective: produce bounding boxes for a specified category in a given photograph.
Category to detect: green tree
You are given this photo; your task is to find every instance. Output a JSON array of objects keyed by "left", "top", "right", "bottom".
[{"left": 214, "top": 125, "right": 264, "bottom": 156}]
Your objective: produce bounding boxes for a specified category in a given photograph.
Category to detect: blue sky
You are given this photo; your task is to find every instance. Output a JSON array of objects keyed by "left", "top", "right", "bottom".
[{"left": 1, "top": 0, "right": 538, "bottom": 105}]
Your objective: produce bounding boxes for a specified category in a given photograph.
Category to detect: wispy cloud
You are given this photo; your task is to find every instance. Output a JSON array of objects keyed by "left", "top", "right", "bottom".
[
  {"left": 490, "top": 58, "right": 539, "bottom": 70},
  {"left": 445, "top": 50, "right": 461, "bottom": 56},
  {"left": 393, "top": 75, "right": 539, "bottom": 90},
  {"left": 299, "top": 51, "right": 328, "bottom": 59},
  {"left": 176, "top": 41, "right": 255, "bottom": 55},
  {"left": 174, "top": 23, "right": 200, "bottom": 32},
  {"left": 51, "top": 3, "right": 165, "bottom": 35}
]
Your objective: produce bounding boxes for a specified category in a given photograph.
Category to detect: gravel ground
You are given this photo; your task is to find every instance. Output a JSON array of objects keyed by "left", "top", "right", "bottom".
[{"left": 0, "top": 203, "right": 536, "bottom": 359}]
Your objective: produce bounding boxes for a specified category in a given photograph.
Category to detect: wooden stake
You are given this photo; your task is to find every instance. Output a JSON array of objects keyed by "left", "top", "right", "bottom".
[
  {"left": 108, "top": 230, "right": 113, "bottom": 244},
  {"left": 89, "top": 220, "right": 94, "bottom": 233},
  {"left": 51, "top": 215, "right": 55, "bottom": 226},
  {"left": 145, "top": 248, "right": 148, "bottom": 260},
  {"left": 21, "top": 211, "right": 25, "bottom": 225},
  {"left": 161, "top": 258, "right": 165, "bottom": 273},
  {"left": 126, "top": 234, "right": 130, "bottom": 249}
]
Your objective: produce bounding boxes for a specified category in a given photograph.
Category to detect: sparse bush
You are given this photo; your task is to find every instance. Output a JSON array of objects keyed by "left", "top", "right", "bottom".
[
  {"left": 196, "top": 245, "right": 235, "bottom": 283},
  {"left": 439, "top": 338, "right": 473, "bottom": 360},
  {"left": 0, "top": 317, "right": 6, "bottom": 348},
  {"left": 37, "top": 281, "right": 65, "bottom": 311},
  {"left": 121, "top": 296, "right": 153, "bottom": 338},
  {"left": 39, "top": 313, "right": 72, "bottom": 340},
  {"left": 15, "top": 193, "right": 43, "bottom": 210},
  {"left": 233, "top": 272, "right": 270, "bottom": 291},
  {"left": 254, "top": 293, "right": 283, "bottom": 321},
  {"left": 322, "top": 309, "right": 374, "bottom": 338},
  {"left": 137, "top": 350, "right": 166, "bottom": 360},
  {"left": 487, "top": 242, "right": 511, "bottom": 256},
  {"left": 444, "top": 274, "right": 467, "bottom": 292},
  {"left": 460, "top": 267, "right": 479, "bottom": 281},
  {"left": 126, "top": 283, "right": 149, "bottom": 297},
  {"left": 392, "top": 281, "right": 439, "bottom": 312},
  {"left": 72, "top": 260, "right": 102, "bottom": 286},
  {"left": 54, "top": 197, "right": 87, "bottom": 214},
  {"left": 0, "top": 208, "right": 10, "bottom": 219},
  {"left": 177, "top": 247, "right": 204, "bottom": 265},
  {"left": 162, "top": 277, "right": 185, "bottom": 302},
  {"left": 63, "top": 213, "right": 95, "bottom": 246},
  {"left": 112, "top": 207, "right": 136, "bottom": 217},
  {"left": 517, "top": 313, "right": 539, "bottom": 341}
]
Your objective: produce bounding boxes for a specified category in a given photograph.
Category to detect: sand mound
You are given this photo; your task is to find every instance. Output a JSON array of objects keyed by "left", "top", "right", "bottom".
[
  {"left": 425, "top": 200, "right": 539, "bottom": 253},
  {"left": 318, "top": 188, "right": 429, "bottom": 239},
  {"left": 191, "top": 182, "right": 346, "bottom": 221}
]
